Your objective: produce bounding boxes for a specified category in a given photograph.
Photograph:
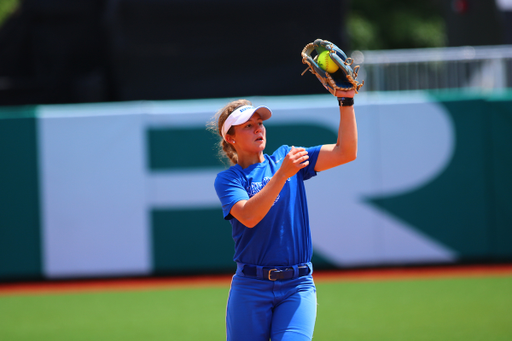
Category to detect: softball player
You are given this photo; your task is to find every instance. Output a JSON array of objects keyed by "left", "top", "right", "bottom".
[{"left": 211, "top": 89, "right": 357, "bottom": 341}]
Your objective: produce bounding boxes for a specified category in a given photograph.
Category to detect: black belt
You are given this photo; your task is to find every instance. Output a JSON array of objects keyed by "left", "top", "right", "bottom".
[{"left": 242, "top": 264, "right": 310, "bottom": 281}]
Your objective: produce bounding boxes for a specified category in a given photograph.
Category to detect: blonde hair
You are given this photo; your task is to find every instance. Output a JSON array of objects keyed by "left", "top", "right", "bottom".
[{"left": 207, "top": 99, "right": 252, "bottom": 166}]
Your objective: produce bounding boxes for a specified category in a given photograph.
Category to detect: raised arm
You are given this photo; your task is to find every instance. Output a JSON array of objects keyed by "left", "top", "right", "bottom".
[{"left": 314, "top": 90, "right": 358, "bottom": 172}]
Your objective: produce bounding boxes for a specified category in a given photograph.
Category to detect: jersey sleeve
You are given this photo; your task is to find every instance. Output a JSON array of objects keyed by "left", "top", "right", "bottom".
[
  {"left": 214, "top": 170, "right": 249, "bottom": 220},
  {"left": 301, "top": 145, "right": 322, "bottom": 180},
  {"left": 273, "top": 145, "right": 322, "bottom": 181}
]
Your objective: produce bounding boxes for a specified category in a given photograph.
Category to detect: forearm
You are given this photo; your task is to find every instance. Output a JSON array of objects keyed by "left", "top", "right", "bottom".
[
  {"left": 230, "top": 171, "right": 288, "bottom": 228},
  {"left": 230, "top": 147, "right": 309, "bottom": 227},
  {"left": 335, "top": 105, "right": 358, "bottom": 161},
  {"left": 315, "top": 104, "right": 358, "bottom": 172}
]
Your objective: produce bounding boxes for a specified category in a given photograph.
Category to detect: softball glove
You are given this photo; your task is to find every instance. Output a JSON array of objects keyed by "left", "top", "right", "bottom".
[{"left": 301, "top": 38, "right": 364, "bottom": 95}]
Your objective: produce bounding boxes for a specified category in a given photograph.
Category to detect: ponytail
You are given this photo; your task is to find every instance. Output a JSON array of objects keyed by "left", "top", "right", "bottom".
[{"left": 207, "top": 99, "right": 252, "bottom": 166}]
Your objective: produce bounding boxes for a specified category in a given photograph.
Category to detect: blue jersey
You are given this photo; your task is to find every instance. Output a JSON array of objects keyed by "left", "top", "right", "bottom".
[{"left": 214, "top": 145, "right": 322, "bottom": 267}]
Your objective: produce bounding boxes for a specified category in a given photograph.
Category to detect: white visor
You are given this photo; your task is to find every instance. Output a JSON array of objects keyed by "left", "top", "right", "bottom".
[{"left": 221, "top": 105, "right": 272, "bottom": 140}]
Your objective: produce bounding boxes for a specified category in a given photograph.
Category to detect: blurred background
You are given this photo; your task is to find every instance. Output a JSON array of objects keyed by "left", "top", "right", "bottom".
[
  {"left": 1, "top": 0, "right": 512, "bottom": 282},
  {"left": 0, "top": 0, "right": 511, "bottom": 105}
]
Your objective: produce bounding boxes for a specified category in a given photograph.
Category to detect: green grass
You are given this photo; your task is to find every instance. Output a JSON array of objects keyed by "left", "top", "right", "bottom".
[
  {"left": 0, "top": 276, "right": 511, "bottom": 341},
  {"left": 315, "top": 276, "right": 512, "bottom": 341},
  {"left": 0, "top": 287, "right": 229, "bottom": 341}
]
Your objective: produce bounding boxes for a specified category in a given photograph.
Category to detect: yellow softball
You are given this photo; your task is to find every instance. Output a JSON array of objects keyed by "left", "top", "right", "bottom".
[{"left": 317, "top": 51, "right": 339, "bottom": 73}]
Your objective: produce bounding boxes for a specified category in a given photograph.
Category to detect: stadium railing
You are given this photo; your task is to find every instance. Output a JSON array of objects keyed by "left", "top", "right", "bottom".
[{"left": 351, "top": 45, "right": 512, "bottom": 92}]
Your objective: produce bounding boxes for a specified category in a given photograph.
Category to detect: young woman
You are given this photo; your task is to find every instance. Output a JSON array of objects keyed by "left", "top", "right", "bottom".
[{"left": 210, "top": 89, "right": 357, "bottom": 341}]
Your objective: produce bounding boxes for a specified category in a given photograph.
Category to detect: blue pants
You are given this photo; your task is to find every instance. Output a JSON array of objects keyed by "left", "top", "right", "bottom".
[{"left": 226, "top": 265, "right": 317, "bottom": 341}]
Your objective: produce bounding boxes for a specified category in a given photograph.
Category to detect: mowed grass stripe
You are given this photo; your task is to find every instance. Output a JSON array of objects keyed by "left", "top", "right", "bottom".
[{"left": 0, "top": 276, "right": 511, "bottom": 341}]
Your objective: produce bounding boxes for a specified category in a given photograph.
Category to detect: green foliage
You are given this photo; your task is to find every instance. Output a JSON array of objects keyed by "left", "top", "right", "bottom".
[
  {"left": 0, "top": 0, "right": 19, "bottom": 28},
  {"left": 347, "top": 14, "right": 381, "bottom": 50},
  {"left": 347, "top": 0, "right": 447, "bottom": 50}
]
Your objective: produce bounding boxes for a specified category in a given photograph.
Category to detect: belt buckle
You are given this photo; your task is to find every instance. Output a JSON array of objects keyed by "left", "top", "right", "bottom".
[{"left": 268, "top": 269, "right": 278, "bottom": 281}]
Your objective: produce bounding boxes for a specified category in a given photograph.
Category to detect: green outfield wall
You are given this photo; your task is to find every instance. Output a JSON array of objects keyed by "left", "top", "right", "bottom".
[{"left": 0, "top": 91, "right": 511, "bottom": 281}]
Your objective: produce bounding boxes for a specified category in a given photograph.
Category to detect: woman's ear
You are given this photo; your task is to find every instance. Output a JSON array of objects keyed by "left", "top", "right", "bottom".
[{"left": 225, "top": 134, "right": 235, "bottom": 145}]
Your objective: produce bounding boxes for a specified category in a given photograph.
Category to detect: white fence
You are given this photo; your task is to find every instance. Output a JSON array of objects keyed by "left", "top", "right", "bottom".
[{"left": 352, "top": 45, "right": 512, "bottom": 92}]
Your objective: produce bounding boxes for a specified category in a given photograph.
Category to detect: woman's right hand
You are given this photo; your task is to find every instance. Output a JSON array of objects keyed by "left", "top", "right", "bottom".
[
  {"left": 230, "top": 146, "right": 309, "bottom": 228},
  {"left": 278, "top": 146, "right": 309, "bottom": 179}
]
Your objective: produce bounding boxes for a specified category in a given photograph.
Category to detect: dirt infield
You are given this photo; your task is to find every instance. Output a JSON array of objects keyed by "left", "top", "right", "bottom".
[{"left": 1, "top": 264, "right": 511, "bottom": 296}]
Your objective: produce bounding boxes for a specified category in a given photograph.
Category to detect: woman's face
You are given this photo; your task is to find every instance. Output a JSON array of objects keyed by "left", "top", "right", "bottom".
[{"left": 230, "top": 113, "right": 266, "bottom": 154}]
